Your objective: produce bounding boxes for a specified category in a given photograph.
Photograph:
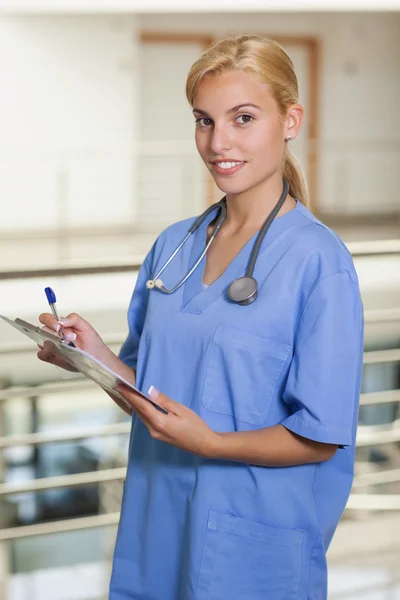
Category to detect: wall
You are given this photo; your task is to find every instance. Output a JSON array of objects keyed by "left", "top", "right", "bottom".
[
  {"left": 139, "top": 11, "right": 400, "bottom": 216},
  {"left": 0, "top": 15, "right": 139, "bottom": 231},
  {"left": 0, "top": 11, "right": 399, "bottom": 268}
]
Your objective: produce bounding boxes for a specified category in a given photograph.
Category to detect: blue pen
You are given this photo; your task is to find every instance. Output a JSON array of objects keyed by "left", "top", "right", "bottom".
[{"left": 44, "top": 286, "right": 73, "bottom": 345}]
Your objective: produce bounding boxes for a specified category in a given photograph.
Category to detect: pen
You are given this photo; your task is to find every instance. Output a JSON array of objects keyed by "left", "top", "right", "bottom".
[{"left": 44, "top": 286, "right": 73, "bottom": 344}]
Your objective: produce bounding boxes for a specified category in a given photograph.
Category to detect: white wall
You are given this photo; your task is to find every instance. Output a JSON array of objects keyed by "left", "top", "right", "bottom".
[
  {"left": 139, "top": 12, "right": 400, "bottom": 215},
  {"left": 0, "top": 15, "right": 139, "bottom": 230},
  {"left": 0, "top": 11, "right": 399, "bottom": 249}
]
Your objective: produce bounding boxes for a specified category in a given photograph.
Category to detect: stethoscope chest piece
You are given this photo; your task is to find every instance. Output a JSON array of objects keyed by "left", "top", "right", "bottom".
[{"left": 228, "top": 276, "right": 258, "bottom": 306}]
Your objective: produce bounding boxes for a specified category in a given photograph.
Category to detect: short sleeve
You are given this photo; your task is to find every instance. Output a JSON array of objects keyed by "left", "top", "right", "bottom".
[
  {"left": 281, "top": 272, "right": 364, "bottom": 447},
  {"left": 118, "top": 254, "right": 152, "bottom": 370}
]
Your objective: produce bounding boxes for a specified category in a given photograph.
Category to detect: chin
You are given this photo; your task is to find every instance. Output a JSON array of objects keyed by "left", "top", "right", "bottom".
[{"left": 213, "top": 178, "right": 250, "bottom": 196}]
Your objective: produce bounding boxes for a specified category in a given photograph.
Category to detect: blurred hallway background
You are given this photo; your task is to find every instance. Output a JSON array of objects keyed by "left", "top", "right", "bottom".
[{"left": 0, "top": 2, "right": 400, "bottom": 599}]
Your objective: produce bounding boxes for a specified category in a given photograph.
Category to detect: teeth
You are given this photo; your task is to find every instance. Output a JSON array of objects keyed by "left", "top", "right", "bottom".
[{"left": 216, "top": 161, "right": 243, "bottom": 169}]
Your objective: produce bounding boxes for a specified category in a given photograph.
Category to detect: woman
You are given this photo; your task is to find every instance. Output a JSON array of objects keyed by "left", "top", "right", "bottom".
[{"left": 39, "top": 35, "right": 364, "bottom": 600}]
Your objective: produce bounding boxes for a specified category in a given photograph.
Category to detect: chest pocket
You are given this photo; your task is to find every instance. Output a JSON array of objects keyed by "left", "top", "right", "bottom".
[{"left": 201, "top": 325, "right": 291, "bottom": 425}]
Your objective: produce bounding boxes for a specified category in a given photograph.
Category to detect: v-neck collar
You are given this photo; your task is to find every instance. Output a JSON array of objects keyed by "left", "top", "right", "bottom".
[{"left": 181, "top": 200, "right": 304, "bottom": 314}]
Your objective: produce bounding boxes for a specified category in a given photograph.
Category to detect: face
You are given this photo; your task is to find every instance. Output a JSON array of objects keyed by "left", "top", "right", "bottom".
[{"left": 193, "top": 69, "right": 303, "bottom": 196}]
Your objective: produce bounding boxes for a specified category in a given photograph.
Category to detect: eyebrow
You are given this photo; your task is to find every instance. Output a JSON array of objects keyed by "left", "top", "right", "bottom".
[{"left": 192, "top": 103, "right": 262, "bottom": 116}]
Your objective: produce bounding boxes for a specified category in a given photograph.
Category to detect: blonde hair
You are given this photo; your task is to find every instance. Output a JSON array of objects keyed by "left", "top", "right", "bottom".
[{"left": 186, "top": 34, "right": 309, "bottom": 207}]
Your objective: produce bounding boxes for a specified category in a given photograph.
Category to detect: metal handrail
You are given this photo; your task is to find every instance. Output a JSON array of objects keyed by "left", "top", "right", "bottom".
[
  {"left": 0, "top": 389, "right": 398, "bottom": 449},
  {"left": 356, "top": 422, "right": 400, "bottom": 446},
  {"left": 363, "top": 348, "right": 400, "bottom": 364},
  {"left": 346, "top": 495, "right": 400, "bottom": 511},
  {"left": 0, "top": 378, "right": 95, "bottom": 399},
  {"left": 1, "top": 491, "right": 400, "bottom": 543},
  {"left": 0, "top": 422, "right": 130, "bottom": 449},
  {"left": 364, "top": 308, "right": 400, "bottom": 322},
  {"left": 0, "top": 257, "right": 144, "bottom": 280},
  {"left": 0, "top": 332, "right": 125, "bottom": 356},
  {"left": 1, "top": 460, "right": 400, "bottom": 497},
  {"left": 0, "top": 314, "right": 399, "bottom": 357},
  {"left": 0, "top": 248, "right": 398, "bottom": 551},
  {"left": 346, "top": 239, "right": 400, "bottom": 256},
  {"left": 0, "top": 238, "right": 399, "bottom": 281},
  {"left": 0, "top": 513, "right": 121, "bottom": 542},
  {"left": 0, "top": 467, "right": 126, "bottom": 496},
  {"left": 360, "top": 389, "right": 400, "bottom": 406},
  {"left": 352, "top": 468, "right": 400, "bottom": 488}
]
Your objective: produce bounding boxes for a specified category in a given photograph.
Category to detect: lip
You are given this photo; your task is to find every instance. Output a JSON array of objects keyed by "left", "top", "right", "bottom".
[{"left": 210, "top": 159, "right": 246, "bottom": 176}]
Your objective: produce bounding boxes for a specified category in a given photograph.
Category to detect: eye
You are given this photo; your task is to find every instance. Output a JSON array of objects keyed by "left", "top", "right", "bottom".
[
  {"left": 236, "top": 114, "right": 254, "bottom": 124},
  {"left": 195, "top": 117, "right": 213, "bottom": 127}
]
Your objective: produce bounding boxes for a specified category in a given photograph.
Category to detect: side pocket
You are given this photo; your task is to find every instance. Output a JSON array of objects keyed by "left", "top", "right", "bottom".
[{"left": 196, "top": 511, "right": 303, "bottom": 600}]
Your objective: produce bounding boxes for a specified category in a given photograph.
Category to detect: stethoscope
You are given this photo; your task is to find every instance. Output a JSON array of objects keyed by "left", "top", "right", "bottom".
[{"left": 146, "top": 178, "right": 289, "bottom": 306}]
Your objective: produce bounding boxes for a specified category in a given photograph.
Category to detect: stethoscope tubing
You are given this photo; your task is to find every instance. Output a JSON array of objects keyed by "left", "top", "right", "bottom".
[{"left": 146, "top": 179, "right": 289, "bottom": 302}]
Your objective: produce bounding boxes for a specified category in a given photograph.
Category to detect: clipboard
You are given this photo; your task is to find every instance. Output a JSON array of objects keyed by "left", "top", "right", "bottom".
[{"left": 0, "top": 314, "right": 167, "bottom": 414}]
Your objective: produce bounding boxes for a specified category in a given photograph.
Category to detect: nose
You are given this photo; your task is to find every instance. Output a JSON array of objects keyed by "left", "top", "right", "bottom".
[{"left": 210, "top": 125, "right": 233, "bottom": 155}]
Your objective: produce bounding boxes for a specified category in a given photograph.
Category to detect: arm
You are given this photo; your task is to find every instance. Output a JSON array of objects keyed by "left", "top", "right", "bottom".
[
  {"left": 99, "top": 345, "right": 136, "bottom": 386},
  {"left": 113, "top": 387, "right": 337, "bottom": 465},
  {"left": 210, "top": 425, "right": 337, "bottom": 466},
  {"left": 38, "top": 251, "right": 153, "bottom": 416},
  {"left": 101, "top": 346, "right": 137, "bottom": 416}
]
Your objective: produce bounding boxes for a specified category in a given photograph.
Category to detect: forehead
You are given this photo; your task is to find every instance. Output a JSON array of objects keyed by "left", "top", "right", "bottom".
[{"left": 193, "top": 70, "right": 274, "bottom": 112}]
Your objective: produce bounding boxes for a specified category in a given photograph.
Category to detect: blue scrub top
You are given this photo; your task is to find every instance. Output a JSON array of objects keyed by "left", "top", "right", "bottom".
[{"left": 109, "top": 200, "right": 364, "bottom": 600}]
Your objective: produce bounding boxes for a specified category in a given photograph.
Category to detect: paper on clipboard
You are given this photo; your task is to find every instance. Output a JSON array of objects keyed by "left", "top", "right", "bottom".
[{"left": 0, "top": 314, "right": 167, "bottom": 414}]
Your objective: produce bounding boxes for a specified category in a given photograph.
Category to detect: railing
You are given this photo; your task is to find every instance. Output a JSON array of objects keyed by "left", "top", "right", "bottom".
[
  {"left": 0, "top": 238, "right": 400, "bottom": 282},
  {"left": 1, "top": 241, "right": 400, "bottom": 598},
  {"left": 0, "top": 142, "right": 207, "bottom": 269}
]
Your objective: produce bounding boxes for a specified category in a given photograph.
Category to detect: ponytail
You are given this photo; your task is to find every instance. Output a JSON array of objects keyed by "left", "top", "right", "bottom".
[{"left": 283, "top": 150, "right": 309, "bottom": 208}]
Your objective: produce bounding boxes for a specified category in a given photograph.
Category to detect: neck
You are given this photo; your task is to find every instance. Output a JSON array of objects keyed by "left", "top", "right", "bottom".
[{"left": 223, "top": 172, "right": 294, "bottom": 232}]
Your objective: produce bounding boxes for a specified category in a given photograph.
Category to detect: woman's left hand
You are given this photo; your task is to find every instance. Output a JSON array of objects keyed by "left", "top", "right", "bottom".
[{"left": 114, "top": 384, "right": 218, "bottom": 458}]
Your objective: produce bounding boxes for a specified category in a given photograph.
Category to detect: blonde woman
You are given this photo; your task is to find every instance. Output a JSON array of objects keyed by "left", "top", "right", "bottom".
[{"left": 39, "top": 35, "right": 364, "bottom": 599}]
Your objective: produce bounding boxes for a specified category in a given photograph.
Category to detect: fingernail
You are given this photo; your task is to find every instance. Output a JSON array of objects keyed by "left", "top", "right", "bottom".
[
  {"left": 54, "top": 323, "right": 60, "bottom": 332},
  {"left": 66, "top": 332, "right": 76, "bottom": 341},
  {"left": 59, "top": 319, "right": 68, "bottom": 326},
  {"left": 148, "top": 385, "right": 159, "bottom": 400}
]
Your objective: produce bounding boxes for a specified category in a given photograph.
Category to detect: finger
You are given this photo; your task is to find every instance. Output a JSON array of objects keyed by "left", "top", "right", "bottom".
[
  {"left": 113, "top": 389, "right": 152, "bottom": 426},
  {"left": 39, "top": 314, "right": 61, "bottom": 333},
  {"left": 135, "top": 409, "right": 153, "bottom": 430},
  {"left": 61, "top": 328, "right": 77, "bottom": 343},
  {"left": 37, "top": 342, "right": 55, "bottom": 361},
  {"left": 148, "top": 387, "right": 181, "bottom": 415},
  {"left": 133, "top": 406, "right": 166, "bottom": 439},
  {"left": 37, "top": 348, "right": 77, "bottom": 372},
  {"left": 115, "top": 385, "right": 153, "bottom": 413},
  {"left": 115, "top": 386, "right": 167, "bottom": 431},
  {"left": 108, "top": 392, "right": 133, "bottom": 416},
  {"left": 57, "top": 313, "right": 92, "bottom": 333}
]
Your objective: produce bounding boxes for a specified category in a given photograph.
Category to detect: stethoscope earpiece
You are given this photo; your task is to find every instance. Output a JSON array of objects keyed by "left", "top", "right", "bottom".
[
  {"left": 146, "top": 279, "right": 164, "bottom": 290},
  {"left": 228, "top": 276, "right": 258, "bottom": 306}
]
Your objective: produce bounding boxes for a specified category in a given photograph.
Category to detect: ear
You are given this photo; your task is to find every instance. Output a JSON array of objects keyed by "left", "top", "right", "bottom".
[{"left": 284, "top": 104, "right": 304, "bottom": 142}]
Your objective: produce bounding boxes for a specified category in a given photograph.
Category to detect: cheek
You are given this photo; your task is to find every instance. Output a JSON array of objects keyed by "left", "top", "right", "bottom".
[
  {"left": 245, "top": 123, "right": 283, "bottom": 160},
  {"left": 195, "top": 130, "right": 207, "bottom": 159}
]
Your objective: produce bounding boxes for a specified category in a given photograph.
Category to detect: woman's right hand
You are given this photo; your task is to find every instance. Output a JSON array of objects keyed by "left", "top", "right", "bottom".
[{"left": 37, "top": 312, "right": 109, "bottom": 372}]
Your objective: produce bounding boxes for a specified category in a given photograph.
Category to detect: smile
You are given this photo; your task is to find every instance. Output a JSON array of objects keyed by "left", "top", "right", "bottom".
[{"left": 211, "top": 161, "right": 246, "bottom": 175}]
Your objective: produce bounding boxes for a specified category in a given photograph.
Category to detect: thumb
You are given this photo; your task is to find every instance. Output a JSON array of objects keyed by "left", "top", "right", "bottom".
[{"left": 148, "top": 386, "right": 180, "bottom": 415}]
